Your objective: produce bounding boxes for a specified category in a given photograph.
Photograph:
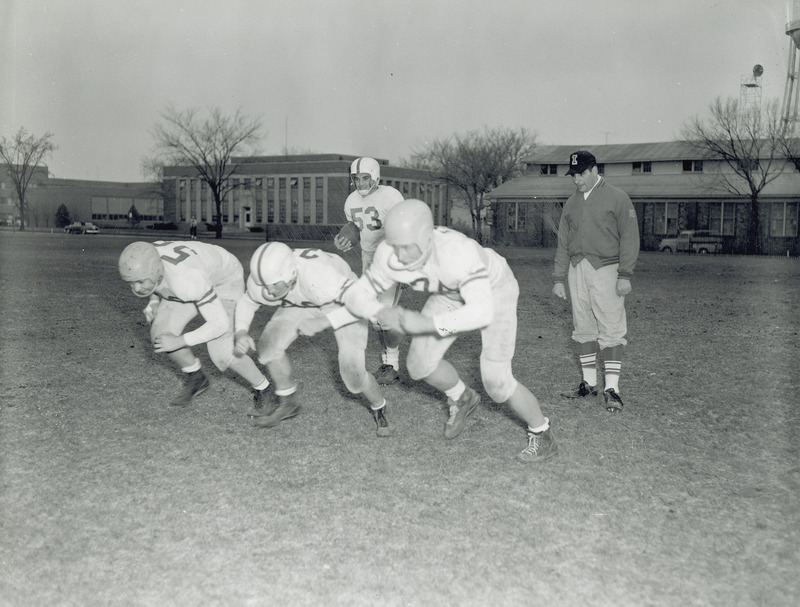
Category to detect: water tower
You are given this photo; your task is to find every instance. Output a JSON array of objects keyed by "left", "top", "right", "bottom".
[
  {"left": 781, "top": 0, "right": 800, "bottom": 131},
  {"left": 740, "top": 64, "right": 763, "bottom": 118}
]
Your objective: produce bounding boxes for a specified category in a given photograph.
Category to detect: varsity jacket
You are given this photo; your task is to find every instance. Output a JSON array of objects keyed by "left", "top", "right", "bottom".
[{"left": 553, "top": 177, "right": 640, "bottom": 282}]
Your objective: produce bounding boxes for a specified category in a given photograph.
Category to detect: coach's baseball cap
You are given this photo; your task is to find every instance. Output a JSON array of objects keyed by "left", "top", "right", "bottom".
[{"left": 565, "top": 150, "right": 597, "bottom": 176}]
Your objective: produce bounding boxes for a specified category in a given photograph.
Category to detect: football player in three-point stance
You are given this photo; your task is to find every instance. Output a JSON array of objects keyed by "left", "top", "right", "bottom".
[
  {"left": 234, "top": 242, "right": 391, "bottom": 436},
  {"left": 342, "top": 199, "right": 558, "bottom": 463},
  {"left": 118, "top": 241, "right": 270, "bottom": 408},
  {"left": 334, "top": 157, "right": 405, "bottom": 385}
]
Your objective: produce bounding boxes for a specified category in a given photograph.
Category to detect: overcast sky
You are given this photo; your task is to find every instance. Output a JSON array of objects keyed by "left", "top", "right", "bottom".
[{"left": 1, "top": 0, "right": 795, "bottom": 182}]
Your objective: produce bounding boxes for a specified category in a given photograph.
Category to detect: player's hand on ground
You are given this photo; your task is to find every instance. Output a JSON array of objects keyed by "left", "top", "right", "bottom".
[
  {"left": 143, "top": 300, "right": 160, "bottom": 324},
  {"left": 552, "top": 283, "right": 567, "bottom": 300},
  {"left": 616, "top": 278, "right": 632, "bottom": 296},
  {"left": 334, "top": 234, "right": 353, "bottom": 252},
  {"left": 297, "top": 316, "right": 330, "bottom": 337},
  {"left": 153, "top": 332, "right": 186, "bottom": 353},
  {"left": 234, "top": 330, "right": 256, "bottom": 355}
]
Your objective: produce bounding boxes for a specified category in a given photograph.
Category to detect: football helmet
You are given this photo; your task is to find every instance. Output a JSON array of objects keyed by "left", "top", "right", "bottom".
[
  {"left": 250, "top": 242, "right": 297, "bottom": 287},
  {"left": 350, "top": 157, "right": 380, "bottom": 196},
  {"left": 118, "top": 242, "right": 163, "bottom": 296},
  {"left": 384, "top": 199, "right": 434, "bottom": 271}
]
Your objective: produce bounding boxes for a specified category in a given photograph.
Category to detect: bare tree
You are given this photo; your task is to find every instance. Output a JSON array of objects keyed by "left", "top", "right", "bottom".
[
  {"left": 149, "top": 106, "right": 264, "bottom": 239},
  {"left": 681, "top": 97, "right": 793, "bottom": 254},
  {"left": 0, "top": 128, "right": 56, "bottom": 231},
  {"left": 408, "top": 127, "right": 536, "bottom": 243}
]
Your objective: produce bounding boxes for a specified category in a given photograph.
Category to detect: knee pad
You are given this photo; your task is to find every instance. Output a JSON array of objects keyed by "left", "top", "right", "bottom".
[{"left": 480, "top": 359, "right": 518, "bottom": 403}]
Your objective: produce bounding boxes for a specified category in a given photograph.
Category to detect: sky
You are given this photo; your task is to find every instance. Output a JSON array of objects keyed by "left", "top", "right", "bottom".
[{"left": 1, "top": 0, "right": 796, "bottom": 182}]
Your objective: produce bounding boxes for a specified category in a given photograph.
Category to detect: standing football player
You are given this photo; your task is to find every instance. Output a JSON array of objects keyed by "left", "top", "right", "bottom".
[
  {"left": 234, "top": 242, "right": 391, "bottom": 436},
  {"left": 342, "top": 199, "right": 558, "bottom": 463},
  {"left": 334, "top": 157, "right": 404, "bottom": 385},
  {"left": 553, "top": 150, "right": 640, "bottom": 413},
  {"left": 118, "top": 240, "right": 270, "bottom": 409}
]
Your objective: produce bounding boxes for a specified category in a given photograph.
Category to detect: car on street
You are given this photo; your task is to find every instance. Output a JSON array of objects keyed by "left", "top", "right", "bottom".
[
  {"left": 658, "top": 230, "right": 723, "bottom": 254},
  {"left": 64, "top": 222, "right": 100, "bottom": 234}
]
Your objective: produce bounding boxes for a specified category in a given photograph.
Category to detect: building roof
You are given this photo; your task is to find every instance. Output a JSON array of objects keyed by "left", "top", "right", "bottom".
[{"left": 530, "top": 141, "right": 716, "bottom": 164}]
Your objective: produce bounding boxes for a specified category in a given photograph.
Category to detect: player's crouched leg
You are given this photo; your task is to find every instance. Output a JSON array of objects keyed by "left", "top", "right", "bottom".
[
  {"left": 482, "top": 359, "right": 558, "bottom": 464},
  {"left": 340, "top": 356, "right": 392, "bottom": 438}
]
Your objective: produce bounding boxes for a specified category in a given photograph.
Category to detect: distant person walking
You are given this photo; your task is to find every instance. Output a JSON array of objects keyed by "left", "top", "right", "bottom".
[
  {"left": 189, "top": 217, "right": 198, "bottom": 240},
  {"left": 553, "top": 150, "right": 640, "bottom": 413}
]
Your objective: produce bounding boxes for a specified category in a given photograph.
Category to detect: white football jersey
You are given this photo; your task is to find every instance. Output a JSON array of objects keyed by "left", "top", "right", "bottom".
[
  {"left": 152, "top": 240, "right": 242, "bottom": 306},
  {"left": 343, "top": 184, "right": 404, "bottom": 253},
  {"left": 345, "top": 227, "right": 516, "bottom": 336},
  {"left": 237, "top": 248, "right": 359, "bottom": 331}
]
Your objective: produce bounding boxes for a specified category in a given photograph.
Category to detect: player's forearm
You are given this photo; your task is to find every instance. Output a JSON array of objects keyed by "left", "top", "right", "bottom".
[
  {"left": 234, "top": 295, "right": 259, "bottom": 333},
  {"left": 342, "top": 280, "right": 382, "bottom": 322}
]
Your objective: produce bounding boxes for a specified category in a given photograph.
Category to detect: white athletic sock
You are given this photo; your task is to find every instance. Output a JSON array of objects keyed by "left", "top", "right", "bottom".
[
  {"left": 528, "top": 417, "right": 550, "bottom": 434},
  {"left": 253, "top": 378, "right": 270, "bottom": 391},
  {"left": 444, "top": 380, "right": 466, "bottom": 402}
]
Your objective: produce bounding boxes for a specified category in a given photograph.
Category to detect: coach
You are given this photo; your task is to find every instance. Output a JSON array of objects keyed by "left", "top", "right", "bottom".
[{"left": 552, "top": 150, "right": 640, "bottom": 413}]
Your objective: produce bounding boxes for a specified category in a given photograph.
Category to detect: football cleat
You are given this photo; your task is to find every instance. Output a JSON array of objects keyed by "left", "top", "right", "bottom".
[
  {"left": 252, "top": 393, "right": 301, "bottom": 428},
  {"left": 603, "top": 388, "right": 625, "bottom": 413},
  {"left": 444, "top": 387, "right": 480, "bottom": 440},
  {"left": 560, "top": 380, "right": 598, "bottom": 399},
  {"left": 169, "top": 369, "right": 210, "bottom": 407},
  {"left": 372, "top": 406, "right": 391, "bottom": 437},
  {"left": 515, "top": 427, "right": 559, "bottom": 464},
  {"left": 248, "top": 388, "right": 267, "bottom": 417},
  {"left": 375, "top": 364, "right": 399, "bottom": 385}
]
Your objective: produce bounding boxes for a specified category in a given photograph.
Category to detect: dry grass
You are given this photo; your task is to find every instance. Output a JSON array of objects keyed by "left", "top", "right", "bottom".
[{"left": 1, "top": 232, "right": 798, "bottom": 607}]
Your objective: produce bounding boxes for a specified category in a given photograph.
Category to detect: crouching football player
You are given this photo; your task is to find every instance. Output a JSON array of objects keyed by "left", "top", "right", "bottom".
[
  {"left": 234, "top": 242, "right": 391, "bottom": 436},
  {"left": 118, "top": 241, "right": 270, "bottom": 408},
  {"left": 342, "top": 199, "right": 558, "bottom": 463}
]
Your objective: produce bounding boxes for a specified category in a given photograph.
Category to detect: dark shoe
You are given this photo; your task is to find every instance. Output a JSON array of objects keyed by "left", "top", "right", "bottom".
[
  {"left": 604, "top": 388, "right": 624, "bottom": 413},
  {"left": 444, "top": 387, "right": 480, "bottom": 440},
  {"left": 375, "top": 364, "right": 399, "bottom": 385},
  {"left": 252, "top": 393, "right": 301, "bottom": 428},
  {"left": 560, "top": 380, "right": 598, "bottom": 399},
  {"left": 372, "top": 406, "right": 391, "bottom": 437},
  {"left": 515, "top": 427, "right": 559, "bottom": 463},
  {"left": 169, "top": 369, "right": 210, "bottom": 407},
  {"left": 248, "top": 388, "right": 267, "bottom": 418}
]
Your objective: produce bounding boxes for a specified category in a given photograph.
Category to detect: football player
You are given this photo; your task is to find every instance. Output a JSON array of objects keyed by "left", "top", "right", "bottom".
[
  {"left": 334, "top": 157, "right": 404, "bottom": 385},
  {"left": 234, "top": 242, "right": 391, "bottom": 436},
  {"left": 118, "top": 240, "right": 270, "bottom": 409},
  {"left": 342, "top": 199, "right": 558, "bottom": 463}
]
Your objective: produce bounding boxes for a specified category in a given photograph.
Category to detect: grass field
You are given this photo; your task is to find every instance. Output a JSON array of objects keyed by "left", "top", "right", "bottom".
[{"left": 1, "top": 231, "right": 798, "bottom": 607}]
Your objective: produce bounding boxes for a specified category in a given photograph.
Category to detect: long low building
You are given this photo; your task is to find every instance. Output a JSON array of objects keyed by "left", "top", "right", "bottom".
[
  {"left": 162, "top": 154, "right": 449, "bottom": 240},
  {"left": 488, "top": 142, "right": 800, "bottom": 255},
  {"left": 1, "top": 154, "right": 448, "bottom": 237}
]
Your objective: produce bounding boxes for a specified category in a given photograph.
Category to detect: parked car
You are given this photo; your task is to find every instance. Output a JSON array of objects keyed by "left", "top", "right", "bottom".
[
  {"left": 64, "top": 222, "right": 100, "bottom": 234},
  {"left": 658, "top": 230, "right": 723, "bottom": 254}
]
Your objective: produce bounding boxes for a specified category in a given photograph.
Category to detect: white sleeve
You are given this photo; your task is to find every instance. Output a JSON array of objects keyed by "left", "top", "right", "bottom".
[
  {"left": 431, "top": 277, "right": 494, "bottom": 335},
  {"left": 342, "top": 274, "right": 384, "bottom": 322},
  {"left": 183, "top": 297, "right": 230, "bottom": 347},
  {"left": 234, "top": 292, "right": 262, "bottom": 333}
]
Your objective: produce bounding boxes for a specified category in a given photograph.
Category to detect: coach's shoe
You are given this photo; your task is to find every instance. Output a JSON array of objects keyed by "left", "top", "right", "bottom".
[
  {"left": 444, "top": 387, "right": 480, "bottom": 440},
  {"left": 375, "top": 364, "right": 399, "bottom": 385},
  {"left": 169, "top": 369, "right": 210, "bottom": 407},
  {"left": 248, "top": 388, "right": 268, "bottom": 418},
  {"left": 560, "top": 380, "right": 598, "bottom": 399},
  {"left": 372, "top": 406, "right": 392, "bottom": 437},
  {"left": 252, "top": 393, "right": 301, "bottom": 428},
  {"left": 603, "top": 388, "right": 624, "bottom": 413},
  {"left": 515, "top": 427, "right": 559, "bottom": 464}
]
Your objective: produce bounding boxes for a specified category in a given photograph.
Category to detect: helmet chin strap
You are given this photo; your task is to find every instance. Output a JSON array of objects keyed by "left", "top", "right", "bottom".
[{"left": 357, "top": 182, "right": 378, "bottom": 197}]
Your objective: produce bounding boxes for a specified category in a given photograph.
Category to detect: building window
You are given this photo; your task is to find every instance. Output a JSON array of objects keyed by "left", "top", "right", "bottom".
[
  {"left": 771, "top": 202, "right": 799, "bottom": 237},
  {"left": 290, "top": 178, "right": 299, "bottom": 223},
  {"left": 653, "top": 202, "right": 678, "bottom": 235},
  {"left": 506, "top": 202, "right": 526, "bottom": 231},
  {"left": 279, "top": 178, "right": 287, "bottom": 223},
  {"left": 302, "top": 177, "right": 311, "bottom": 223},
  {"left": 632, "top": 161, "right": 652, "bottom": 174},
  {"left": 709, "top": 202, "right": 736, "bottom": 236},
  {"left": 683, "top": 160, "right": 704, "bottom": 172},
  {"left": 315, "top": 177, "right": 324, "bottom": 223},
  {"left": 540, "top": 164, "right": 558, "bottom": 176}
]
